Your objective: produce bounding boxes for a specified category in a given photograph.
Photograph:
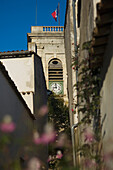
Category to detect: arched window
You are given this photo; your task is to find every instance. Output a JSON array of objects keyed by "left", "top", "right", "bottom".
[
  {"left": 48, "top": 58, "right": 63, "bottom": 81},
  {"left": 48, "top": 58, "right": 63, "bottom": 94}
]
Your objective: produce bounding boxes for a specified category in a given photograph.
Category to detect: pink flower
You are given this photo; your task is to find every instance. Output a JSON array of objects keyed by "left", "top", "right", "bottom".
[
  {"left": 33, "top": 132, "right": 56, "bottom": 145},
  {"left": 47, "top": 155, "right": 53, "bottom": 162},
  {"left": 33, "top": 131, "right": 42, "bottom": 145},
  {"left": 33, "top": 126, "right": 56, "bottom": 145},
  {"left": 56, "top": 154, "right": 63, "bottom": 159},
  {"left": 38, "top": 105, "right": 48, "bottom": 116},
  {"left": 41, "top": 132, "right": 56, "bottom": 144},
  {"left": 0, "top": 115, "right": 16, "bottom": 133},
  {"left": 84, "top": 128, "right": 94, "bottom": 143},
  {"left": 33, "top": 137, "right": 42, "bottom": 145},
  {"left": 0, "top": 122, "right": 16, "bottom": 133},
  {"left": 56, "top": 150, "right": 63, "bottom": 159},
  {"left": 41, "top": 123, "right": 56, "bottom": 144},
  {"left": 72, "top": 108, "right": 74, "bottom": 112}
]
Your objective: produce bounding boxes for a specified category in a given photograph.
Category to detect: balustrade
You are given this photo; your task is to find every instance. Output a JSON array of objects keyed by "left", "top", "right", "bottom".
[{"left": 43, "top": 26, "right": 64, "bottom": 32}]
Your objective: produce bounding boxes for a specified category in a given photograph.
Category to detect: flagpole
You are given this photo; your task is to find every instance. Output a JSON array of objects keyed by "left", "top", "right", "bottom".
[
  {"left": 36, "top": 0, "right": 37, "bottom": 26},
  {"left": 58, "top": 2, "right": 60, "bottom": 26}
]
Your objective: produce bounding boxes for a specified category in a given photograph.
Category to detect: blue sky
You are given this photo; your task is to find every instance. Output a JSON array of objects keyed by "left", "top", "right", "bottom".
[{"left": 0, "top": 0, "right": 66, "bottom": 52}]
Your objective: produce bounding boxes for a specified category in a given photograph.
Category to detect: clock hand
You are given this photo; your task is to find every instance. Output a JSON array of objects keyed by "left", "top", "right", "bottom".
[{"left": 55, "top": 83, "right": 57, "bottom": 88}]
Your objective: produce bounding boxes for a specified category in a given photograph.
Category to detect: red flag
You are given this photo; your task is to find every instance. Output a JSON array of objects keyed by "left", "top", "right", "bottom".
[{"left": 51, "top": 8, "right": 58, "bottom": 21}]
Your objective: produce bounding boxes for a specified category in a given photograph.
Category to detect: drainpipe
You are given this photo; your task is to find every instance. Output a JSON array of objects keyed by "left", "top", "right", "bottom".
[{"left": 71, "top": 123, "right": 78, "bottom": 166}]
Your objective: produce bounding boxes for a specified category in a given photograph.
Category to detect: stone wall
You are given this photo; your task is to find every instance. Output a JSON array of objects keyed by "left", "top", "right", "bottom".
[
  {"left": 28, "top": 26, "right": 68, "bottom": 102},
  {"left": 79, "top": 0, "right": 94, "bottom": 58},
  {"left": 64, "top": 0, "right": 77, "bottom": 126}
]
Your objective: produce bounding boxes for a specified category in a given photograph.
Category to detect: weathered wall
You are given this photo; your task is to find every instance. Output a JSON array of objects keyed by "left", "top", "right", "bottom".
[
  {"left": 0, "top": 63, "right": 35, "bottom": 158},
  {"left": 79, "top": 0, "right": 94, "bottom": 55},
  {"left": 64, "top": 0, "right": 77, "bottom": 126},
  {"left": 79, "top": 0, "right": 113, "bottom": 149},
  {"left": 100, "top": 24, "right": 113, "bottom": 153},
  {"left": 64, "top": 0, "right": 97, "bottom": 126},
  {"left": 77, "top": 0, "right": 95, "bottom": 128},
  {"left": 77, "top": 0, "right": 113, "bottom": 167}
]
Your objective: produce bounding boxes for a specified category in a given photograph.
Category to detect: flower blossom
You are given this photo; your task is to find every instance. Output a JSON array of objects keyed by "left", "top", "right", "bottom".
[
  {"left": 41, "top": 123, "right": 56, "bottom": 144},
  {"left": 84, "top": 127, "right": 95, "bottom": 143},
  {"left": 33, "top": 124, "right": 56, "bottom": 145},
  {"left": 41, "top": 131, "right": 56, "bottom": 144},
  {"left": 56, "top": 150, "right": 63, "bottom": 159},
  {"left": 47, "top": 155, "right": 53, "bottom": 162},
  {"left": 33, "top": 131, "right": 42, "bottom": 145},
  {"left": 0, "top": 115, "right": 16, "bottom": 133},
  {"left": 38, "top": 105, "right": 48, "bottom": 116}
]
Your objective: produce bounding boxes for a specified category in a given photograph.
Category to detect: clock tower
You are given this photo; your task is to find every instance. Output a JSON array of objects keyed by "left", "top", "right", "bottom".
[{"left": 27, "top": 26, "right": 67, "bottom": 102}]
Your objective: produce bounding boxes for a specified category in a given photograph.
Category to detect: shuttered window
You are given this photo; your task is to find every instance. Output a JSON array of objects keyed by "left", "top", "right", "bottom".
[{"left": 48, "top": 59, "right": 63, "bottom": 81}]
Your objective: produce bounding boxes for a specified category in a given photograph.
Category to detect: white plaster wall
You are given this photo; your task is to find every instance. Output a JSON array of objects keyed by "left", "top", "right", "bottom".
[
  {"left": 21, "top": 92, "right": 34, "bottom": 113},
  {"left": 0, "top": 57, "right": 34, "bottom": 92},
  {"left": 0, "top": 56, "right": 35, "bottom": 113}
]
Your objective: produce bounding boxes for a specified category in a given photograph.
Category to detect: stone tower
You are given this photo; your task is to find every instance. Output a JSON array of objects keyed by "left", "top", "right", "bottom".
[{"left": 27, "top": 26, "right": 68, "bottom": 102}]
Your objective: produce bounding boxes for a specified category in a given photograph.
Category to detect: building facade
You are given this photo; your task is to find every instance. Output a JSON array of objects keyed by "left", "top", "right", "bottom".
[
  {"left": 65, "top": 0, "right": 113, "bottom": 168},
  {"left": 64, "top": 0, "right": 78, "bottom": 128},
  {"left": 0, "top": 50, "right": 48, "bottom": 165},
  {"left": 27, "top": 26, "right": 68, "bottom": 102},
  {"left": 0, "top": 61, "right": 35, "bottom": 160},
  {"left": 0, "top": 51, "right": 47, "bottom": 115}
]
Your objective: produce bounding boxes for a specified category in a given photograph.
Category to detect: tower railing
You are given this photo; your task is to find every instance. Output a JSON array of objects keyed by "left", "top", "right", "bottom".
[
  {"left": 43, "top": 26, "right": 64, "bottom": 32},
  {"left": 31, "top": 26, "right": 64, "bottom": 33}
]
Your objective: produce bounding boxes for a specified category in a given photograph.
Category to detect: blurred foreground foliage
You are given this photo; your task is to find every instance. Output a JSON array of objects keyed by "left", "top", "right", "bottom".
[
  {"left": 48, "top": 93, "right": 74, "bottom": 169},
  {"left": 48, "top": 93, "right": 70, "bottom": 136}
]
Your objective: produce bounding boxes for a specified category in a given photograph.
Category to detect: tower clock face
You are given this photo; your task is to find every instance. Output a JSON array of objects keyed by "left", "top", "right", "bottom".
[{"left": 50, "top": 82, "right": 62, "bottom": 94}]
